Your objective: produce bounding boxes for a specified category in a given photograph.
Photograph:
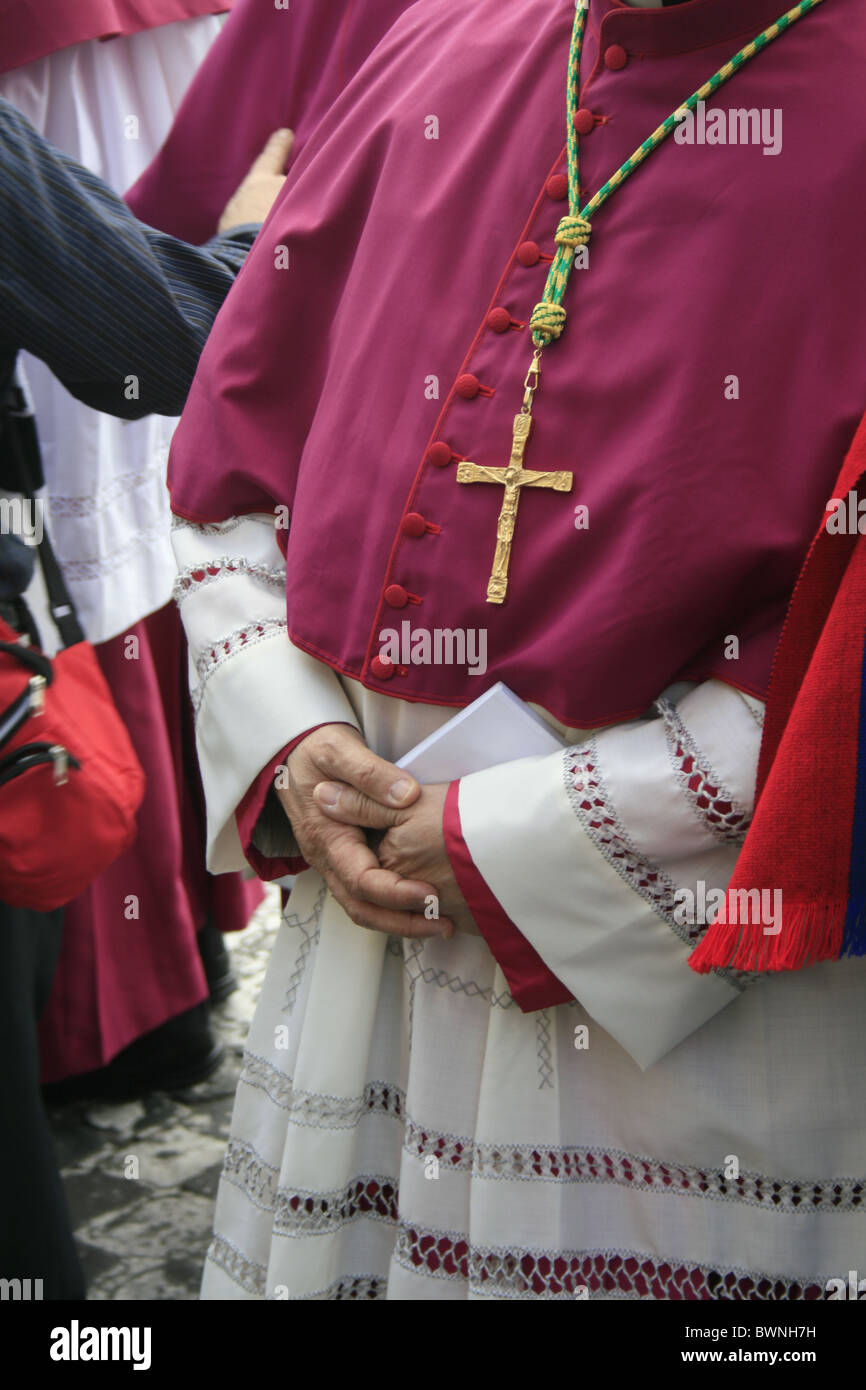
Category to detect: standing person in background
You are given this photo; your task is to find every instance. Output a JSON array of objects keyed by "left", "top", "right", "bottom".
[
  {"left": 0, "top": 96, "right": 289, "bottom": 1296},
  {"left": 0, "top": 0, "right": 261, "bottom": 1097},
  {"left": 20, "top": 0, "right": 427, "bottom": 1100},
  {"left": 126, "top": 0, "right": 426, "bottom": 241},
  {"left": 0, "top": 0, "right": 419, "bottom": 1100}
]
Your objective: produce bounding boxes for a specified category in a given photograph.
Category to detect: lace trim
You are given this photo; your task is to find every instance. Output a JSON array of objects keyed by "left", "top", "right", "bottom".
[
  {"left": 401, "top": 944, "right": 515, "bottom": 1009},
  {"left": 266, "top": 1276, "right": 384, "bottom": 1301},
  {"left": 741, "top": 695, "right": 765, "bottom": 730},
  {"left": 393, "top": 1226, "right": 825, "bottom": 1300},
  {"left": 207, "top": 1233, "right": 267, "bottom": 1297},
  {"left": 208, "top": 1230, "right": 384, "bottom": 1299},
  {"left": 58, "top": 518, "right": 171, "bottom": 582},
  {"left": 50, "top": 458, "right": 168, "bottom": 517},
  {"left": 238, "top": 1053, "right": 405, "bottom": 1127},
  {"left": 564, "top": 740, "right": 687, "bottom": 936},
  {"left": 273, "top": 1175, "right": 398, "bottom": 1237},
  {"left": 191, "top": 618, "right": 288, "bottom": 716},
  {"left": 283, "top": 883, "right": 327, "bottom": 1011},
  {"left": 403, "top": 1125, "right": 865, "bottom": 1215},
  {"left": 173, "top": 556, "right": 285, "bottom": 605},
  {"left": 656, "top": 698, "right": 751, "bottom": 847},
  {"left": 223, "top": 1138, "right": 279, "bottom": 1212},
  {"left": 536, "top": 1010, "right": 554, "bottom": 1090},
  {"left": 319, "top": 1277, "right": 384, "bottom": 1301},
  {"left": 171, "top": 514, "right": 276, "bottom": 536},
  {"left": 221, "top": 1092, "right": 865, "bottom": 1221},
  {"left": 209, "top": 1220, "right": 824, "bottom": 1301},
  {"left": 563, "top": 742, "right": 752, "bottom": 992}
]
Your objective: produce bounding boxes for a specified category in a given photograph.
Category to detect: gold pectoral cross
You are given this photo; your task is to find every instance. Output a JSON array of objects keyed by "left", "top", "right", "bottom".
[{"left": 456, "top": 412, "right": 573, "bottom": 604}]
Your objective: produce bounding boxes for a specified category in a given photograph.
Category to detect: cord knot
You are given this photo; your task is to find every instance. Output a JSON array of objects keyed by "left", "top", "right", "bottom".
[
  {"left": 554, "top": 215, "right": 591, "bottom": 250},
  {"left": 529, "top": 302, "right": 567, "bottom": 344}
]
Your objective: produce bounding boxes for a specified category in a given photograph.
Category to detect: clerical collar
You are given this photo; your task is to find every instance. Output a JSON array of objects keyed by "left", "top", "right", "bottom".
[{"left": 595, "top": 0, "right": 804, "bottom": 54}]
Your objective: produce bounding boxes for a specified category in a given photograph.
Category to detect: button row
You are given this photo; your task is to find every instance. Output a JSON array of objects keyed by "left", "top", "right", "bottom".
[
  {"left": 371, "top": 89, "right": 633, "bottom": 680},
  {"left": 370, "top": 656, "right": 394, "bottom": 681},
  {"left": 455, "top": 372, "right": 495, "bottom": 400},
  {"left": 517, "top": 240, "right": 553, "bottom": 268}
]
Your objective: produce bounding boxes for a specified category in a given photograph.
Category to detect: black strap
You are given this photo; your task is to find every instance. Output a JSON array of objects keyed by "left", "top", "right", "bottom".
[
  {"left": 31, "top": 525, "right": 85, "bottom": 647},
  {"left": 0, "top": 375, "right": 85, "bottom": 647},
  {"left": 0, "top": 371, "right": 44, "bottom": 492},
  {"left": 0, "top": 638, "right": 52, "bottom": 681}
]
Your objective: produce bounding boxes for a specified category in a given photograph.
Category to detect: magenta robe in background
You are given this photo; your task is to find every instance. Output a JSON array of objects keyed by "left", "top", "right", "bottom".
[
  {"left": 0, "top": 0, "right": 231, "bottom": 74},
  {"left": 126, "top": 0, "right": 420, "bottom": 241},
  {"left": 35, "top": 0, "right": 418, "bottom": 1080}
]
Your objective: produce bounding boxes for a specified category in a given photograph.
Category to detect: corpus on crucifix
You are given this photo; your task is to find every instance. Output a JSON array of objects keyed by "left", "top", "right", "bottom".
[{"left": 457, "top": 412, "right": 573, "bottom": 603}]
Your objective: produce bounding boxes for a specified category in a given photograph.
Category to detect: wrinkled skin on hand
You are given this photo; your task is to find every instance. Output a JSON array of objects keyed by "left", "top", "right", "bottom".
[{"left": 276, "top": 723, "right": 460, "bottom": 938}]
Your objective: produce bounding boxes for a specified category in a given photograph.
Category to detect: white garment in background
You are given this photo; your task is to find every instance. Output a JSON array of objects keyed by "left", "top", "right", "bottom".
[
  {"left": 0, "top": 14, "right": 224, "bottom": 646},
  {"left": 173, "top": 513, "right": 866, "bottom": 1301}
]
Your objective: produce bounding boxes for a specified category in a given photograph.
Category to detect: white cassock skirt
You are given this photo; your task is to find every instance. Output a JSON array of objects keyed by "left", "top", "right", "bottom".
[
  {"left": 200, "top": 733, "right": 866, "bottom": 1301},
  {"left": 171, "top": 517, "right": 866, "bottom": 1301}
]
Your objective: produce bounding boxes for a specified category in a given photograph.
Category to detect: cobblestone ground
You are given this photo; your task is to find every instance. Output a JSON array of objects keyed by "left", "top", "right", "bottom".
[{"left": 45, "top": 888, "right": 281, "bottom": 1302}]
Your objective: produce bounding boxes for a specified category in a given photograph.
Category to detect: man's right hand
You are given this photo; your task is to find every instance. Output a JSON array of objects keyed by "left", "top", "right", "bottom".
[
  {"left": 275, "top": 724, "right": 454, "bottom": 940},
  {"left": 217, "top": 128, "right": 295, "bottom": 233}
]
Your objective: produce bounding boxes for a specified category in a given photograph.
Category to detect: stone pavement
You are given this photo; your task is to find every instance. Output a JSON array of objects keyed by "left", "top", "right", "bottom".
[{"left": 45, "top": 887, "right": 281, "bottom": 1302}]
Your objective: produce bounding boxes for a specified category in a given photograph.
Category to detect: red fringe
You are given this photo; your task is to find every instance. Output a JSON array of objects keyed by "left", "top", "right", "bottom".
[{"left": 688, "top": 898, "right": 846, "bottom": 974}]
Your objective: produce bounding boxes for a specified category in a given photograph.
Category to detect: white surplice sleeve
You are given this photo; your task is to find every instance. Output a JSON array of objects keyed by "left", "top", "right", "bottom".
[
  {"left": 446, "top": 679, "right": 766, "bottom": 1070},
  {"left": 171, "top": 513, "right": 361, "bottom": 873}
]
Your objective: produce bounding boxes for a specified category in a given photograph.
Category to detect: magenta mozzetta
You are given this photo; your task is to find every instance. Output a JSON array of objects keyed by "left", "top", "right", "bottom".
[
  {"left": 168, "top": 0, "right": 866, "bottom": 731},
  {"left": 0, "top": 0, "right": 230, "bottom": 73}
]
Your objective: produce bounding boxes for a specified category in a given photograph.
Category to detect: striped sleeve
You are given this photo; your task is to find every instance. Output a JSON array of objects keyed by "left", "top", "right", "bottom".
[{"left": 0, "top": 98, "right": 253, "bottom": 417}]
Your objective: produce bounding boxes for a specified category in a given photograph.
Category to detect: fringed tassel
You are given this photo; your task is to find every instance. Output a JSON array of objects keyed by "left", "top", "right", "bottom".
[{"left": 689, "top": 896, "right": 848, "bottom": 974}]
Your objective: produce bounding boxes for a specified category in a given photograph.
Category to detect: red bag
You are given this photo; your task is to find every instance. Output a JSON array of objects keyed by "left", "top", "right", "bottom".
[
  {"left": 0, "top": 612, "right": 145, "bottom": 911},
  {"left": 0, "top": 375, "right": 145, "bottom": 909}
]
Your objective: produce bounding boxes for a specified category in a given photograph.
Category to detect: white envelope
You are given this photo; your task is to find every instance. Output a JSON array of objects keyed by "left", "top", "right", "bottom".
[{"left": 396, "top": 681, "right": 565, "bottom": 782}]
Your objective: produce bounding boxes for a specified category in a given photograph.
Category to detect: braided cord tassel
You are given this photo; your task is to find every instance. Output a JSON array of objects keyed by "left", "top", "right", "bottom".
[
  {"left": 530, "top": 0, "right": 823, "bottom": 347},
  {"left": 531, "top": 0, "right": 588, "bottom": 346}
]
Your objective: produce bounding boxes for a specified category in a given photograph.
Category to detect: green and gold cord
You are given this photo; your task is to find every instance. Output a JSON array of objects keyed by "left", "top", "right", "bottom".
[{"left": 529, "top": 0, "right": 824, "bottom": 348}]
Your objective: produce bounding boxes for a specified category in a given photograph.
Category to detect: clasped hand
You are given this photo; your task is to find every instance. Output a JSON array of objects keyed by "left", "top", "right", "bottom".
[{"left": 274, "top": 724, "right": 479, "bottom": 939}]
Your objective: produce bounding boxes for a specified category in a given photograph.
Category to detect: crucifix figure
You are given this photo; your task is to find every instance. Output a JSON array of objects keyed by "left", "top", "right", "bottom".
[{"left": 456, "top": 412, "right": 573, "bottom": 604}]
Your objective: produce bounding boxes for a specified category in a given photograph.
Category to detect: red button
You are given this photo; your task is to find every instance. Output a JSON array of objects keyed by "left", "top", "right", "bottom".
[
  {"left": 604, "top": 44, "right": 628, "bottom": 70},
  {"left": 455, "top": 373, "right": 480, "bottom": 399},
  {"left": 573, "top": 107, "right": 595, "bottom": 135},
  {"left": 384, "top": 584, "right": 409, "bottom": 608},
  {"left": 401, "top": 512, "right": 428, "bottom": 538},
  {"left": 427, "top": 440, "right": 453, "bottom": 468},
  {"left": 517, "top": 240, "right": 541, "bottom": 267},
  {"left": 545, "top": 173, "right": 568, "bottom": 201},
  {"left": 487, "top": 306, "right": 512, "bottom": 334},
  {"left": 370, "top": 656, "right": 395, "bottom": 680}
]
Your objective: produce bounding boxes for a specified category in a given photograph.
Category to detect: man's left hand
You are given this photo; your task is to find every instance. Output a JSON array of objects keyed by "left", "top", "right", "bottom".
[{"left": 313, "top": 780, "right": 481, "bottom": 935}]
